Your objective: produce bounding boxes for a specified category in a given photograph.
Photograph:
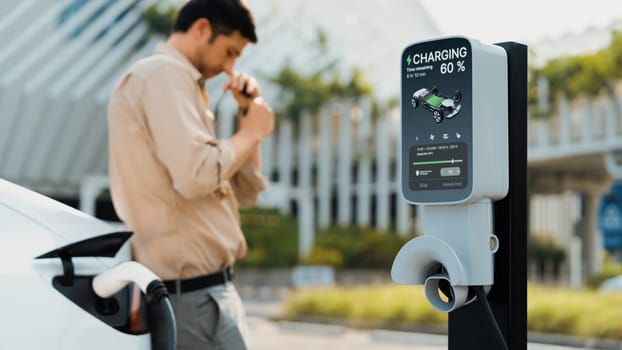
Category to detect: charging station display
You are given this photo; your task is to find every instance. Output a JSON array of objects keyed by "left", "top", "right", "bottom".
[
  {"left": 409, "top": 142, "right": 467, "bottom": 191},
  {"left": 402, "top": 38, "right": 473, "bottom": 203}
]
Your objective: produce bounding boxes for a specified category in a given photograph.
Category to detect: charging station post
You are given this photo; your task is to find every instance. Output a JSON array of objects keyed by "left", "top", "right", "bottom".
[
  {"left": 449, "top": 42, "right": 527, "bottom": 349},
  {"left": 392, "top": 38, "right": 527, "bottom": 349}
]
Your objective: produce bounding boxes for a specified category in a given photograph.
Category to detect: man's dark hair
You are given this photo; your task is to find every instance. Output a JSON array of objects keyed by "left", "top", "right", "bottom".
[{"left": 173, "top": 0, "right": 257, "bottom": 43}]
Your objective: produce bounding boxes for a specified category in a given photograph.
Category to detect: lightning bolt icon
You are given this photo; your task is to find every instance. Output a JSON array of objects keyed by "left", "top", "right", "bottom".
[{"left": 406, "top": 55, "right": 412, "bottom": 65}]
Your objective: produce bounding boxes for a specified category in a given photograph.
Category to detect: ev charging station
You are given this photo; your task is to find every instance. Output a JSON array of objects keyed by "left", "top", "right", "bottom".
[{"left": 392, "top": 37, "right": 527, "bottom": 349}]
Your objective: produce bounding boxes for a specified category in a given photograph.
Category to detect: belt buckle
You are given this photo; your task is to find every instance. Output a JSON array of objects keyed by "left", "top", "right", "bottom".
[
  {"left": 175, "top": 279, "right": 182, "bottom": 295},
  {"left": 223, "top": 266, "right": 234, "bottom": 282}
]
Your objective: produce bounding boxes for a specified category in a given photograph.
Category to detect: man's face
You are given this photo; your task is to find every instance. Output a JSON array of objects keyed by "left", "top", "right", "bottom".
[{"left": 195, "top": 30, "right": 249, "bottom": 79}]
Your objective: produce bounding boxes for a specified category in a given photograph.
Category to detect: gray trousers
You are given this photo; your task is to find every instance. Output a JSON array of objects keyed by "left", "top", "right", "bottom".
[{"left": 148, "top": 282, "right": 250, "bottom": 350}]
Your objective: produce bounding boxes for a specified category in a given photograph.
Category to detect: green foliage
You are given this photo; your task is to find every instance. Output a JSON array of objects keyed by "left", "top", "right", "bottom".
[
  {"left": 527, "top": 285, "right": 622, "bottom": 339},
  {"left": 238, "top": 208, "right": 299, "bottom": 268},
  {"left": 529, "top": 30, "right": 622, "bottom": 118},
  {"left": 313, "top": 226, "right": 415, "bottom": 270},
  {"left": 587, "top": 253, "right": 622, "bottom": 289},
  {"left": 315, "top": 29, "right": 329, "bottom": 54},
  {"left": 270, "top": 64, "right": 374, "bottom": 121},
  {"left": 283, "top": 284, "right": 622, "bottom": 340},
  {"left": 269, "top": 29, "right": 376, "bottom": 121},
  {"left": 528, "top": 233, "right": 566, "bottom": 276},
  {"left": 141, "top": 4, "right": 178, "bottom": 36},
  {"left": 239, "top": 213, "right": 412, "bottom": 269},
  {"left": 302, "top": 247, "right": 344, "bottom": 267},
  {"left": 283, "top": 285, "right": 447, "bottom": 327}
]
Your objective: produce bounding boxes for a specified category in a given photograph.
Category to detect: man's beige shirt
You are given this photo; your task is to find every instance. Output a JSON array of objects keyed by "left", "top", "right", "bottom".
[{"left": 107, "top": 42, "right": 267, "bottom": 280}]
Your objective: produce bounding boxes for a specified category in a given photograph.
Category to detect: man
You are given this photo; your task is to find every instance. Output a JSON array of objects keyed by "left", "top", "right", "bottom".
[{"left": 107, "top": 0, "right": 274, "bottom": 348}]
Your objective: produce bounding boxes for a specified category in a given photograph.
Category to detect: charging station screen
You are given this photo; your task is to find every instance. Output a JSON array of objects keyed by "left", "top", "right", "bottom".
[
  {"left": 401, "top": 38, "right": 473, "bottom": 203},
  {"left": 409, "top": 142, "right": 468, "bottom": 191}
]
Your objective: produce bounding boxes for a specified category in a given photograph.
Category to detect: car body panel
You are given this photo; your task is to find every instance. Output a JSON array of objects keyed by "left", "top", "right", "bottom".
[
  {"left": 0, "top": 179, "right": 117, "bottom": 246},
  {"left": 0, "top": 179, "right": 149, "bottom": 349}
]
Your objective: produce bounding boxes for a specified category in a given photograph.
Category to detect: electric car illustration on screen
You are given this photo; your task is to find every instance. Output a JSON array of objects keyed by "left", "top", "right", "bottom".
[
  {"left": 0, "top": 178, "right": 174, "bottom": 349},
  {"left": 411, "top": 86, "right": 462, "bottom": 123}
]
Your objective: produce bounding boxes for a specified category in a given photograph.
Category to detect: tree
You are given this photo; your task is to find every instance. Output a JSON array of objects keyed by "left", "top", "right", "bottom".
[
  {"left": 529, "top": 31, "right": 622, "bottom": 119},
  {"left": 141, "top": 4, "right": 177, "bottom": 37},
  {"left": 270, "top": 64, "right": 374, "bottom": 121}
]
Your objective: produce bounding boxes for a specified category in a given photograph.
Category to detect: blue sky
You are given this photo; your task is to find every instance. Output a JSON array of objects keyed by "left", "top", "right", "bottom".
[{"left": 419, "top": 0, "right": 622, "bottom": 45}]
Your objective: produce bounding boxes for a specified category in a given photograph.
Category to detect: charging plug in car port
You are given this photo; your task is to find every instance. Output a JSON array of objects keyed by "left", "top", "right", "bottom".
[{"left": 51, "top": 276, "right": 145, "bottom": 333}]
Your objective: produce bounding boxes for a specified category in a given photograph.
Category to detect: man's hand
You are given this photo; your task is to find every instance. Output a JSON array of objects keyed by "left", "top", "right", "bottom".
[
  {"left": 224, "top": 71, "right": 260, "bottom": 111},
  {"left": 239, "top": 97, "right": 274, "bottom": 142},
  {"left": 226, "top": 96, "right": 274, "bottom": 179}
]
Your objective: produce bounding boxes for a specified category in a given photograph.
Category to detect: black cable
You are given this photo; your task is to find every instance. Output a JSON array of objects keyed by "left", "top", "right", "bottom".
[
  {"left": 147, "top": 280, "right": 177, "bottom": 350},
  {"left": 474, "top": 286, "right": 508, "bottom": 350},
  {"left": 160, "top": 297, "right": 177, "bottom": 350}
]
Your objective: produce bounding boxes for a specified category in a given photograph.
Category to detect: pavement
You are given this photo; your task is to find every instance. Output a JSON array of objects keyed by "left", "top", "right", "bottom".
[
  {"left": 242, "top": 299, "right": 622, "bottom": 350},
  {"left": 247, "top": 316, "right": 447, "bottom": 350}
]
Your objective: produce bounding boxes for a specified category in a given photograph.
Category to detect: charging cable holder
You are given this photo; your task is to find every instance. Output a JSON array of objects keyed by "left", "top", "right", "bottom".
[{"left": 392, "top": 199, "right": 497, "bottom": 312}]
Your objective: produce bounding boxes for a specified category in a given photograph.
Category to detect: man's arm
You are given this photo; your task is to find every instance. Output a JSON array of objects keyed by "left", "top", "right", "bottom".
[
  {"left": 225, "top": 97, "right": 273, "bottom": 179},
  {"left": 222, "top": 71, "right": 273, "bottom": 180},
  {"left": 229, "top": 149, "right": 267, "bottom": 208},
  {"left": 140, "top": 64, "right": 251, "bottom": 199}
]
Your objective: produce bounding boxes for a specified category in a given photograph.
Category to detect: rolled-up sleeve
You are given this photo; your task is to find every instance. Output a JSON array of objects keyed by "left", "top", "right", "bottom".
[
  {"left": 230, "top": 160, "right": 268, "bottom": 208},
  {"left": 139, "top": 64, "right": 234, "bottom": 199}
]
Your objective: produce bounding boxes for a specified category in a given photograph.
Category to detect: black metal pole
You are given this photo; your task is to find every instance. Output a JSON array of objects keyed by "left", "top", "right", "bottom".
[{"left": 448, "top": 42, "right": 528, "bottom": 349}]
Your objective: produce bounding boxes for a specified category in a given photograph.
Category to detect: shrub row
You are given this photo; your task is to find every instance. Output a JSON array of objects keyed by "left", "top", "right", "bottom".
[
  {"left": 283, "top": 285, "right": 446, "bottom": 327},
  {"left": 587, "top": 254, "right": 622, "bottom": 289},
  {"left": 239, "top": 208, "right": 299, "bottom": 268},
  {"left": 283, "top": 285, "right": 622, "bottom": 340},
  {"left": 239, "top": 208, "right": 414, "bottom": 269}
]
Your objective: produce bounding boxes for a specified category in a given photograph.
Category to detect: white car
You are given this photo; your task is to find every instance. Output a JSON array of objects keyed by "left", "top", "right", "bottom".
[{"left": 0, "top": 178, "right": 153, "bottom": 349}]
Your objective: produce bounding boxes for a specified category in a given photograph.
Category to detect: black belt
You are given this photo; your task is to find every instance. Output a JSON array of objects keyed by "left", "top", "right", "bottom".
[{"left": 163, "top": 266, "right": 235, "bottom": 294}]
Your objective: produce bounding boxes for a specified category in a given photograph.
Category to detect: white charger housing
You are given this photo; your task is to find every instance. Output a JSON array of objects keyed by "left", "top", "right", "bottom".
[
  {"left": 400, "top": 36, "right": 508, "bottom": 205},
  {"left": 393, "top": 37, "right": 508, "bottom": 312}
]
